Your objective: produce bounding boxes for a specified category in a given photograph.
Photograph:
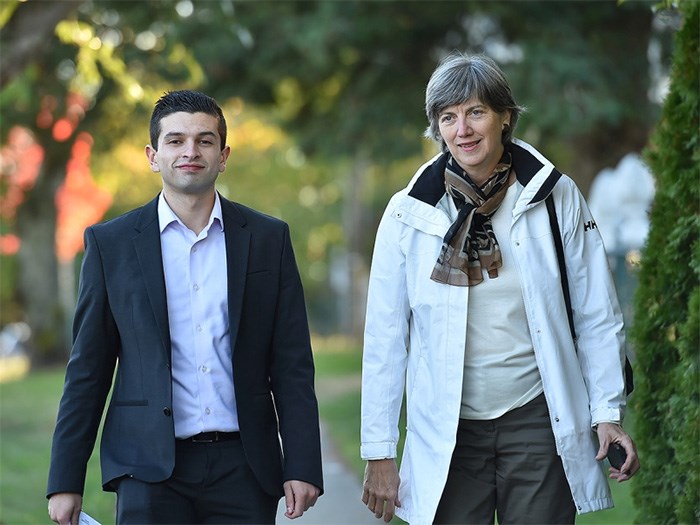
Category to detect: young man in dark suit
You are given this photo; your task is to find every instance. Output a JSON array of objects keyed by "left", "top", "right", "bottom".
[{"left": 47, "top": 90, "right": 323, "bottom": 524}]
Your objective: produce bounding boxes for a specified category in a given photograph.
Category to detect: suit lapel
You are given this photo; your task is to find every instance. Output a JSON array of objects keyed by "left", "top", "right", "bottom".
[
  {"left": 221, "top": 197, "right": 250, "bottom": 352},
  {"left": 133, "top": 197, "right": 171, "bottom": 359}
]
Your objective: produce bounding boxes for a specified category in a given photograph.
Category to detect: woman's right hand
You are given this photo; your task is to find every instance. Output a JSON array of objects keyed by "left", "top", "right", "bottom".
[{"left": 362, "top": 459, "right": 401, "bottom": 523}]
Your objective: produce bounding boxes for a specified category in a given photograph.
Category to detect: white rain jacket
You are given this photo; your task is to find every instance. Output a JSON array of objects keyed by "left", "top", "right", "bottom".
[{"left": 360, "top": 139, "right": 628, "bottom": 524}]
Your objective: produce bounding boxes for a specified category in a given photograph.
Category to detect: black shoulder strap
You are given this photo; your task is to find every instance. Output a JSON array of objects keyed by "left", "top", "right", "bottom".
[
  {"left": 545, "top": 193, "right": 634, "bottom": 395},
  {"left": 545, "top": 194, "right": 576, "bottom": 341}
]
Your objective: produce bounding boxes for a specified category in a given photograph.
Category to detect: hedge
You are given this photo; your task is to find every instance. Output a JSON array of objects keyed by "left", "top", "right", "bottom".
[{"left": 630, "top": 1, "right": 699, "bottom": 523}]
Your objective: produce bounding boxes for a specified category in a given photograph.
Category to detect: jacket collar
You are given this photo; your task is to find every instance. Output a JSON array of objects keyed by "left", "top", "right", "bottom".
[
  {"left": 407, "top": 139, "right": 562, "bottom": 209},
  {"left": 510, "top": 140, "right": 562, "bottom": 205},
  {"left": 407, "top": 152, "right": 447, "bottom": 206}
]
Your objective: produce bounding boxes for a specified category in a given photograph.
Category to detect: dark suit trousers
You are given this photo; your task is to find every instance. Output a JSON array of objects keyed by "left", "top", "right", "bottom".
[{"left": 115, "top": 438, "right": 278, "bottom": 524}]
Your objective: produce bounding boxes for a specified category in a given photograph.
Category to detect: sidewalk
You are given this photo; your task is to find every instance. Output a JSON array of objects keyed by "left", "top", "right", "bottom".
[{"left": 276, "top": 422, "right": 376, "bottom": 524}]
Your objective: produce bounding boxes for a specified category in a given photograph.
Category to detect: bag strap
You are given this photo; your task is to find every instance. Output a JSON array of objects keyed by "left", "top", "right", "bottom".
[
  {"left": 544, "top": 193, "right": 634, "bottom": 395},
  {"left": 545, "top": 194, "right": 576, "bottom": 341}
]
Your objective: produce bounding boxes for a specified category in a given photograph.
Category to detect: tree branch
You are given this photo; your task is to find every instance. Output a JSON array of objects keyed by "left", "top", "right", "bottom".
[{"left": 0, "top": 0, "right": 85, "bottom": 89}]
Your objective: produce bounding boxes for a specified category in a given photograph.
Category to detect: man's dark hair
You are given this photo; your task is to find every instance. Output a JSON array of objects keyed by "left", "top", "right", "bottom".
[{"left": 149, "top": 90, "right": 227, "bottom": 150}]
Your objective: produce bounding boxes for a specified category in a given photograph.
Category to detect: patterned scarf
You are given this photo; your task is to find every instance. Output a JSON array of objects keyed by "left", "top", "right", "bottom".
[{"left": 430, "top": 151, "right": 514, "bottom": 286}]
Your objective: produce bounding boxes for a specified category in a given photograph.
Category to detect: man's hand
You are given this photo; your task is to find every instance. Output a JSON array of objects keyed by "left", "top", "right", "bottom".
[
  {"left": 595, "top": 422, "right": 641, "bottom": 482},
  {"left": 282, "top": 480, "right": 320, "bottom": 519},
  {"left": 48, "top": 492, "right": 82, "bottom": 525},
  {"left": 362, "top": 459, "right": 401, "bottom": 523}
]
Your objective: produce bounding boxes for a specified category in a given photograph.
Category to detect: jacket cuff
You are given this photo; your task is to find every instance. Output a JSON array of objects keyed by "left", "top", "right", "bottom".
[
  {"left": 590, "top": 407, "right": 623, "bottom": 427},
  {"left": 360, "top": 441, "right": 397, "bottom": 460}
]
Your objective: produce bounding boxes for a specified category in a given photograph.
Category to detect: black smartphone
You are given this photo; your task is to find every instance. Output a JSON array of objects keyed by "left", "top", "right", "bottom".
[{"left": 606, "top": 443, "right": 627, "bottom": 470}]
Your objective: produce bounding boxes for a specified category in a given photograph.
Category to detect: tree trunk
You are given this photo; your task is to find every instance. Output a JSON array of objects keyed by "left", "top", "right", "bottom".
[
  {"left": 335, "top": 152, "right": 372, "bottom": 340},
  {"left": 15, "top": 140, "right": 70, "bottom": 362}
]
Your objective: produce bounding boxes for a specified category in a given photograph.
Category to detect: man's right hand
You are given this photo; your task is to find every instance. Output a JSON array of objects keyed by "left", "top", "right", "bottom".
[
  {"left": 48, "top": 492, "right": 82, "bottom": 525},
  {"left": 361, "top": 459, "right": 401, "bottom": 523}
]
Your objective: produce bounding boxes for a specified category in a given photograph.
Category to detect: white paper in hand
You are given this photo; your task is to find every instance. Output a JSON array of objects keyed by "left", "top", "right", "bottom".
[{"left": 79, "top": 511, "right": 101, "bottom": 525}]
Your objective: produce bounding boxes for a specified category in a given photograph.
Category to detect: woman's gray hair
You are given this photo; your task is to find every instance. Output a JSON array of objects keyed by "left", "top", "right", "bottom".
[{"left": 424, "top": 52, "right": 524, "bottom": 152}]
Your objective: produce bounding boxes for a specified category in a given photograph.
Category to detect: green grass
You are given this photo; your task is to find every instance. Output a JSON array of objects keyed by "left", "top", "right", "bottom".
[
  {"left": 312, "top": 344, "right": 363, "bottom": 376},
  {"left": 0, "top": 367, "right": 115, "bottom": 525},
  {"left": 0, "top": 345, "right": 638, "bottom": 524}
]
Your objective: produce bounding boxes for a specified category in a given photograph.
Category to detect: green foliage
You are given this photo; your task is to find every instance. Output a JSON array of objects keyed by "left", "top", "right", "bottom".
[
  {"left": 0, "top": 0, "right": 679, "bottom": 352},
  {"left": 165, "top": 0, "right": 665, "bottom": 177},
  {"left": 631, "top": 1, "right": 700, "bottom": 522},
  {"left": 0, "top": 1, "right": 20, "bottom": 28}
]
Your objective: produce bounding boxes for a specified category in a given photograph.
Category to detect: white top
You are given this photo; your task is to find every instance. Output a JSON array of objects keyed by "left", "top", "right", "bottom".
[
  {"left": 460, "top": 182, "right": 543, "bottom": 419},
  {"left": 158, "top": 192, "right": 239, "bottom": 439}
]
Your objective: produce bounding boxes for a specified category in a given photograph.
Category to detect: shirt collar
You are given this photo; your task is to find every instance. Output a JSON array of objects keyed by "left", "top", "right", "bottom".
[{"left": 157, "top": 192, "right": 224, "bottom": 234}]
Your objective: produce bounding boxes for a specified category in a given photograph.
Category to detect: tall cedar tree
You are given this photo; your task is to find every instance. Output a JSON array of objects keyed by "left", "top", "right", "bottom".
[{"left": 631, "top": 1, "right": 699, "bottom": 523}]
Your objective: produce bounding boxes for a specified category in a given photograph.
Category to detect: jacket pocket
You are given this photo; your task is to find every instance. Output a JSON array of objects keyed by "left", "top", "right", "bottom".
[{"left": 111, "top": 399, "right": 149, "bottom": 406}]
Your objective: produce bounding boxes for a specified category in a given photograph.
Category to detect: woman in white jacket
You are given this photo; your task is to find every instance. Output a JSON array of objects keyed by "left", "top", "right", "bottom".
[{"left": 360, "top": 53, "right": 639, "bottom": 525}]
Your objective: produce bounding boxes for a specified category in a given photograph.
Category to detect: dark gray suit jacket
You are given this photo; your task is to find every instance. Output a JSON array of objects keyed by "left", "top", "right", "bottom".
[{"left": 47, "top": 194, "right": 323, "bottom": 498}]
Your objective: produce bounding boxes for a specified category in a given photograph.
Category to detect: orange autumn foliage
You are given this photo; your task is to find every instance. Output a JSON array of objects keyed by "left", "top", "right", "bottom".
[
  {"left": 0, "top": 126, "right": 44, "bottom": 255},
  {"left": 55, "top": 132, "right": 112, "bottom": 262},
  {"left": 1, "top": 125, "right": 112, "bottom": 260}
]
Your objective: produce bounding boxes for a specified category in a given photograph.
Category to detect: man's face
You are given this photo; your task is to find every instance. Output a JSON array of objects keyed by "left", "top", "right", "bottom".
[{"left": 145, "top": 111, "right": 230, "bottom": 197}]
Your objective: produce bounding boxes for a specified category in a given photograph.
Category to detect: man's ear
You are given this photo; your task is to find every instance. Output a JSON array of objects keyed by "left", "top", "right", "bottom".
[
  {"left": 219, "top": 145, "right": 231, "bottom": 172},
  {"left": 145, "top": 145, "right": 160, "bottom": 173}
]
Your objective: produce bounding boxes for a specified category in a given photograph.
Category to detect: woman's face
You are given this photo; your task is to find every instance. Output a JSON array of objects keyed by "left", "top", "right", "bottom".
[{"left": 438, "top": 98, "right": 510, "bottom": 185}]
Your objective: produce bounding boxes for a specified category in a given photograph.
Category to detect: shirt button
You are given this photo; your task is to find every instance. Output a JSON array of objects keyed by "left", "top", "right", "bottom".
[
  {"left": 205, "top": 408, "right": 211, "bottom": 415},
  {"left": 163, "top": 407, "right": 172, "bottom": 416},
  {"left": 193, "top": 284, "right": 199, "bottom": 291},
  {"left": 197, "top": 325, "right": 202, "bottom": 332},
  {"left": 201, "top": 366, "right": 208, "bottom": 373}
]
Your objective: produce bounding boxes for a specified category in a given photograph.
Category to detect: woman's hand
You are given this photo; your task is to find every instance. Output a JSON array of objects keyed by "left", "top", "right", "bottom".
[
  {"left": 362, "top": 459, "right": 401, "bottom": 522},
  {"left": 595, "top": 422, "right": 641, "bottom": 481}
]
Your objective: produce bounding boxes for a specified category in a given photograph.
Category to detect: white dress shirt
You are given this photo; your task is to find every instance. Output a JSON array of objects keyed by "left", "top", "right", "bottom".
[{"left": 158, "top": 193, "right": 239, "bottom": 438}]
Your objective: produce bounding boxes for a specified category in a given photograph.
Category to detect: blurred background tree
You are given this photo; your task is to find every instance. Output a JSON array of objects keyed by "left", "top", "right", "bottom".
[{"left": 0, "top": 0, "right": 677, "bottom": 361}]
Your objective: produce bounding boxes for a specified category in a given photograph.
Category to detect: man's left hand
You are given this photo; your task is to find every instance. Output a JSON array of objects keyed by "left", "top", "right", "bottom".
[{"left": 283, "top": 480, "right": 320, "bottom": 519}]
